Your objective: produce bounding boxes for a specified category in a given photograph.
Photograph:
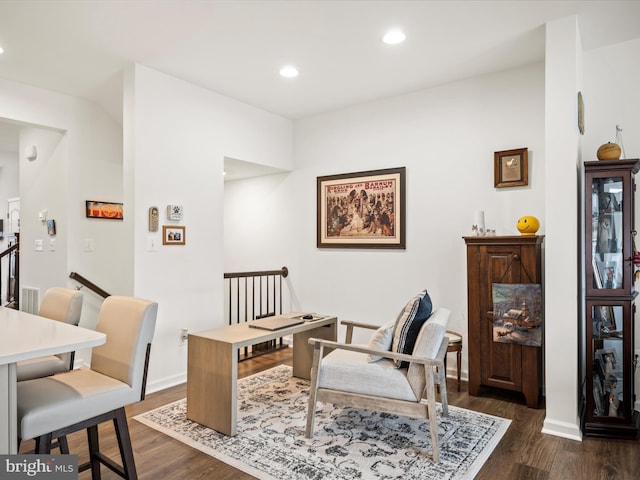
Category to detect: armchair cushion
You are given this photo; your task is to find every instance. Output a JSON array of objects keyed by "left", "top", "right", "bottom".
[
  {"left": 366, "top": 320, "right": 395, "bottom": 363},
  {"left": 392, "top": 290, "right": 433, "bottom": 367},
  {"left": 317, "top": 348, "right": 419, "bottom": 402}
]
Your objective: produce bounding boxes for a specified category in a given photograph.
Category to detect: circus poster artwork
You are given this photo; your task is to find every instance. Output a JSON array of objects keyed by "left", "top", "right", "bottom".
[{"left": 317, "top": 167, "right": 405, "bottom": 249}]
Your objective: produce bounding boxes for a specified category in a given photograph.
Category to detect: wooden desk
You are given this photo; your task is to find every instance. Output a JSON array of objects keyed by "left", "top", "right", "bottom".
[
  {"left": 0, "top": 307, "right": 106, "bottom": 454},
  {"left": 187, "top": 313, "right": 337, "bottom": 436}
]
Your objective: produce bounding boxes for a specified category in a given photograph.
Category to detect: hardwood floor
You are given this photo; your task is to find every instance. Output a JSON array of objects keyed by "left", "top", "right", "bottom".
[{"left": 20, "top": 348, "right": 640, "bottom": 479}]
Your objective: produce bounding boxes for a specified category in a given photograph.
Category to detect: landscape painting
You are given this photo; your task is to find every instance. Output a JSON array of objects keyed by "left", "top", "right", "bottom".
[{"left": 492, "top": 283, "right": 543, "bottom": 347}]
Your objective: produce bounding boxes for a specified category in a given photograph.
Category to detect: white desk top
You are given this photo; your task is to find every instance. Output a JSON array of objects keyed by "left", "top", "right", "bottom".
[{"left": 0, "top": 306, "right": 106, "bottom": 365}]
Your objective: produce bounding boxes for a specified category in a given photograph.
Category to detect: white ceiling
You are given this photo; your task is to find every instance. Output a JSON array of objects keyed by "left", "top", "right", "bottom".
[{"left": 0, "top": 1, "right": 639, "bottom": 167}]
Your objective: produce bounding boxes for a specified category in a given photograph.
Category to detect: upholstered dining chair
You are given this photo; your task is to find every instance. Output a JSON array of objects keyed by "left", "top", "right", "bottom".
[
  {"left": 17, "top": 287, "right": 84, "bottom": 381},
  {"left": 17, "top": 296, "right": 158, "bottom": 480},
  {"left": 306, "top": 307, "right": 451, "bottom": 462}
]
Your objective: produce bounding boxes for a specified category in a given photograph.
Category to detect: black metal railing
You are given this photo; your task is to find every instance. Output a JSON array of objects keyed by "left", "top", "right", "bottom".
[
  {"left": 224, "top": 266, "right": 289, "bottom": 360},
  {"left": 0, "top": 234, "right": 19, "bottom": 308}
]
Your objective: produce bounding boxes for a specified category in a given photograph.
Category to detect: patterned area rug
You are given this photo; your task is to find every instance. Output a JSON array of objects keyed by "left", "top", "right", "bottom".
[{"left": 134, "top": 365, "right": 510, "bottom": 480}]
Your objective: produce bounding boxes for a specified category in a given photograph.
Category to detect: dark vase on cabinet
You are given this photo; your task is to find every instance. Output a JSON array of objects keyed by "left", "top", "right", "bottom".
[
  {"left": 463, "top": 235, "right": 544, "bottom": 408},
  {"left": 582, "top": 159, "right": 640, "bottom": 439}
]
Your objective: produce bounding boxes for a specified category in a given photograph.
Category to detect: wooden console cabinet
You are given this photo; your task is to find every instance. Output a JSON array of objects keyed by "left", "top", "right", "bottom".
[{"left": 463, "top": 235, "right": 544, "bottom": 408}]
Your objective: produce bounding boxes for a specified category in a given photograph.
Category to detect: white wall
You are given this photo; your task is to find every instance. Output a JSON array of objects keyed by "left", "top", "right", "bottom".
[
  {"left": 583, "top": 38, "right": 640, "bottom": 160},
  {"left": 541, "top": 15, "right": 583, "bottom": 441},
  {"left": 125, "top": 65, "right": 293, "bottom": 390},
  {"left": 19, "top": 127, "right": 67, "bottom": 296},
  {"left": 225, "top": 62, "right": 546, "bottom": 358},
  {"left": 0, "top": 78, "right": 126, "bottom": 342}
]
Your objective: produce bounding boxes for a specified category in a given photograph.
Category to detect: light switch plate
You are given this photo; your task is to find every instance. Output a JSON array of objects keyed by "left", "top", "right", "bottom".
[
  {"left": 147, "top": 236, "right": 158, "bottom": 252},
  {"left": 84, "top": 238, "right": 94, "bottom": 252}
]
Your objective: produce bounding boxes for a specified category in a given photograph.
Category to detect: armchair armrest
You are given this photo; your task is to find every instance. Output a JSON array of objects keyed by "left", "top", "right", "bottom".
[
  {"left": 341, "top": 319, "right": 383, "bottom": 344},
  {"left": 308, "top": 336, "right": 449, "bottom": 368}
]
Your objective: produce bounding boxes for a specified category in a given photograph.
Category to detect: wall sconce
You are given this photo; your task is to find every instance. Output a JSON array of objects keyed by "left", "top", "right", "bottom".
[{"left": 25, "top": 145, "right": 37, "bottom": 161}]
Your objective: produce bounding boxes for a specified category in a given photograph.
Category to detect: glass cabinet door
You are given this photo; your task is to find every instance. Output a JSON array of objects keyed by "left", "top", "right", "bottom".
[
  {"left": 587, "top": 173, "right": 633, "bottom": 296},
  {"left": 586, "top": 300, "right": 634, "bottom": 424}
]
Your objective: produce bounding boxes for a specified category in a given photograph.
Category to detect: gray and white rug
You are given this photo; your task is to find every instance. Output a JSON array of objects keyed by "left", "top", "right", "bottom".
[{"left": 134, "top": 365, "right": 510, "bottom": 480}]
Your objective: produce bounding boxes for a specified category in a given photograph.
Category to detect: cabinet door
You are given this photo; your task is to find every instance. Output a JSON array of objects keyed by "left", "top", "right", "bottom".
[
  {"left": 585, "top": 171, "right": 633, "bottom": 297},
  {"left": 479, "top": 245, "right": 523, "bottom": 391},
  {"left": 585, "top": 300, "right": 634, "bottom": 425}
]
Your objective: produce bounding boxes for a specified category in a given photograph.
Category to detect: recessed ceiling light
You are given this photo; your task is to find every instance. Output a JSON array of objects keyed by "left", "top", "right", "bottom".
[
  {"left": 0, "top": 47, "right": 4, "bottom": 54},
  {"left": 382, "top": 30, "right": 406, "bottom": 45},
  {"left": 279, "top": 65, "right": 299, "bottom": 78}
]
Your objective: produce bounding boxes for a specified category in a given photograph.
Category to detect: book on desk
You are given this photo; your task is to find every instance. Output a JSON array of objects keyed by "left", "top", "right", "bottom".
[{"left": 248, "top": 314, "right": 328, "bottom": 331}]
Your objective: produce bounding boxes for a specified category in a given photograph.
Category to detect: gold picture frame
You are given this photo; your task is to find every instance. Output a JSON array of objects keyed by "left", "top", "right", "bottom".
[
  {"left": 163, "top": 225, "right": 185, "bottom": 245},
  {"left": 494, "top": 148, "right": 528, "bottom": 188}
]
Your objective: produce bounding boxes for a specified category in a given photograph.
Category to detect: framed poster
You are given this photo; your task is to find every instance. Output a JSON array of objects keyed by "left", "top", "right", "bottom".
[
  {"left": 317, "top": 166, "right": 405, "bottom": 249},
  {"left": 85, "top": 200, "right": 123, "bottom": 220},
  {"left": 494, "top": 148, "right": 528, "bottom": 188}
]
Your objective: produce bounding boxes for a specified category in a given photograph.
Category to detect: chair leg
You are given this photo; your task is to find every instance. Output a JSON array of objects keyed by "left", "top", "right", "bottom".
[
  {"left": 113, "top": 407, "right": 138, "bottom": 480},
  {"left": 437, "top": 364, "right": 449, "bottom": 417},
  {"left": 87, "top": 425, "right": 102, "bottom": 480},
  {"left": 305, "top": 341, "right": 323, "bottom": 438},
  {"left": 425, "top": 366, "right": 440, "bottom": 463},
  {"left": 35, "top": 433, "right": 53, "bottom": 454},
  {"left": 56, "top": 435, "right": 70, "bottom": 454}
]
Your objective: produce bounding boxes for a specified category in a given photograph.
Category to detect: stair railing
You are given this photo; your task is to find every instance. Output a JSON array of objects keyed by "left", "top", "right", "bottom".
[
  {"left": 224, "top": 266, "right": 289, "bottom": 360},
  {"left": 0, "top": 234, "right": 19, "bottom": 308},
  {"left": 69, "top": 272, "right": 111, "bottom": 298}
]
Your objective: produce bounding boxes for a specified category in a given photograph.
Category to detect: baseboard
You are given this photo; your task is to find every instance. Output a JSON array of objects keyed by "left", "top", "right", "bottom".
[
  {"left": 446, "top": 367, "right": 468, "bottom": 383},
  {"left": 541, "top": 417, "right": 583, "bottom": 441},
  {"left": 146, "top": 372, "right": 187, "bottom": 395}
]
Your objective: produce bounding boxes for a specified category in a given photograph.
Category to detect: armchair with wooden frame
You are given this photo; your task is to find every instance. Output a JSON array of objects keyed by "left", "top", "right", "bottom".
[{"left": 306, "top": 308, "right": 451, "bottom": 462}]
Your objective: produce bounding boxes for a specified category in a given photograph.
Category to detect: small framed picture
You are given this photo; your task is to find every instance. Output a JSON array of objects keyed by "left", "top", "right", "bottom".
[
  {"left": 599, "top": 306, "right": 616, "bottom": 330},
  {"left": 494, "top": 148, "right": 528, "bottom": 188},
  {"left": 163, "top": 225, "right": 185, "bottom": 245},
  {"left": 46, "top": 219, "right": 56, "bottom": 236}
]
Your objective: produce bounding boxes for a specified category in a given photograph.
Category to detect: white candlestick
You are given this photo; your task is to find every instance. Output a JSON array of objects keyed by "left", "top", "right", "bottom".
[{"left": 475, "top": 211, "right": 485, "bottom": 233}]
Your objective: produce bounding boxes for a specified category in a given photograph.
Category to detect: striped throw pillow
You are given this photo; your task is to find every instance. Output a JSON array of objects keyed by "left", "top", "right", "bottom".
[{"left": 392, "top": 290, "right": 433, "bottom": 368}]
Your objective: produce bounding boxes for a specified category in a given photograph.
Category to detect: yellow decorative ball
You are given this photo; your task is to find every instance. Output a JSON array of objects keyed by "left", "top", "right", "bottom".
[{"left": 517, "top": 216, "right": 540, "bottom": 236}]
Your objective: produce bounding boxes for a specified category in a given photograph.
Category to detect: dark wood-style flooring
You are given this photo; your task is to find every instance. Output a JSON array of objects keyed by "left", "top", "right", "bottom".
[{"left": 20, "top": 348, "right": 640, "bottom": 479}]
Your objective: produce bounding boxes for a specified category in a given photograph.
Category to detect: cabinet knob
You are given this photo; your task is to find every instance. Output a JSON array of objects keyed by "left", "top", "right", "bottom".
[{"left": 512, "top": 254, "right": 520, "bottom": 261}]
